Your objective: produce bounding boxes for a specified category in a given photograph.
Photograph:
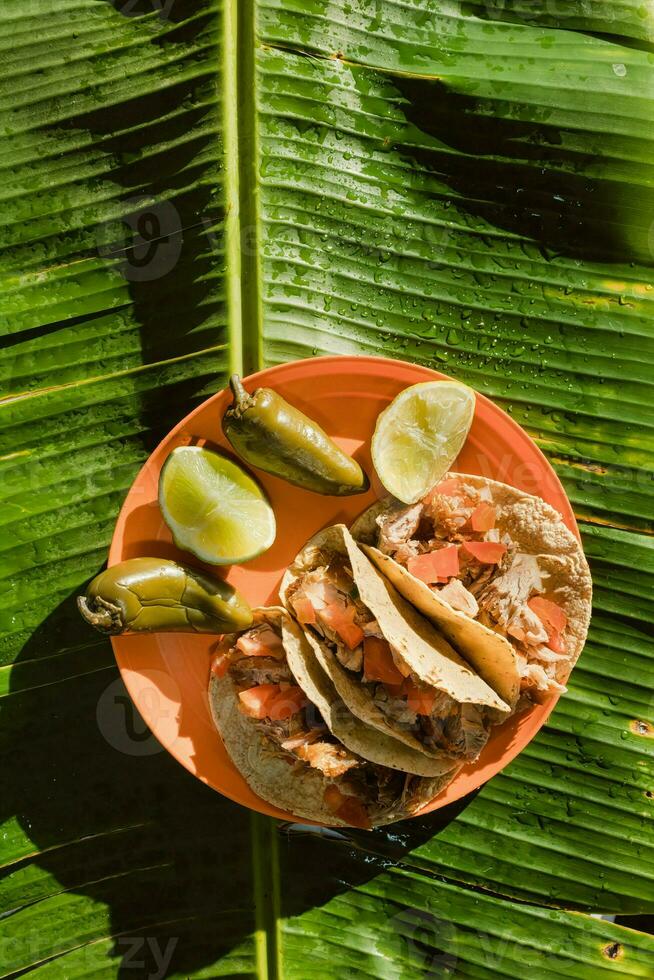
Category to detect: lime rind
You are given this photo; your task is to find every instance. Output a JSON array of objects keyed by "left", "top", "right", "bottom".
[
  {"left": 159, "top": 446, "right": 276, "bottom": 565},
  {"left": 371, "top": 381, "right": 475, "bottom": 504}
]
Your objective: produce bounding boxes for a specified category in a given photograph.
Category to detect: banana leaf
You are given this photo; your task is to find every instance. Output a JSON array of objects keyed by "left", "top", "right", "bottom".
[{"left": 1, "top": 0, "right": 653, "bottom": 976}]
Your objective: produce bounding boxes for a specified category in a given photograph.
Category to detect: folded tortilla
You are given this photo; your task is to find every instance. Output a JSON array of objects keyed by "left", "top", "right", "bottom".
[
  {"left": 281, "top": 614, "right": 456, "bottom": 779},
  {"left": 209, "top": 608, "right": 451, "bottom": 828},
  {"left": 351, "top": 473, "right": 592, "bottom": 706},
  {"left": 280, "top": 526, "right": 509, "bottom": 764}
]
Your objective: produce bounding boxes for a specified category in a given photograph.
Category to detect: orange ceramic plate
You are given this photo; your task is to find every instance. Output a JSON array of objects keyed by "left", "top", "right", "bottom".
[{"left": 109, "top": 356, "right": 578, "bottom": 823}]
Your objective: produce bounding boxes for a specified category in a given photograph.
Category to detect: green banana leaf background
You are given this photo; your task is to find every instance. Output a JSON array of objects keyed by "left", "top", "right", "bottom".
[{"left": 2, "top": 0, "right": 654, "bottom": 975}]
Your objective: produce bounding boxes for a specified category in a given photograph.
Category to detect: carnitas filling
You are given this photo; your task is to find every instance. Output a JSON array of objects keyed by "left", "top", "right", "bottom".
[
  {"left": 374, "top": 477, "right": 570, "bottom": 697},
  {"left": 212, "top": 620, "right": 426, "bottom": 828},
  {"left": 286, "top": 558, "right": 493, "bottom": 762}
]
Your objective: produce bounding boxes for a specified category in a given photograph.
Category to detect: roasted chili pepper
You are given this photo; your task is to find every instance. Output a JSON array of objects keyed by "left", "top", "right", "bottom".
[
  {"left": 222, "top": 374, "right": 369, "bottom": 495},
  {"left": 77, "top": 557, "right": 253, "bottom": 636}
]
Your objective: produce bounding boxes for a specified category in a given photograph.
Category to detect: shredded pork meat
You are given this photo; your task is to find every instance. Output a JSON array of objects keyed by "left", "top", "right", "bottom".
[
  {"left": 296, "top": 741, "right": 361, "bottom": 778},
  {"left": 288, "top": 562, "right": 372, "bottom": 672},
  {"left": 229, "top": 656, "right": 291, "bottom": 688},
  {"left": 225, "top": 620, "right": 422, "bottom": 821},
  {"left": 422, "top": 493, "right": 472, "bottom": 537},
  {"left": 438, "top": 577, "right": 479, "bottom": 617},
  {"left": 370, "top": 483, "right": 572, "bottom": 699},
  {"left": 289, "top": 554, "right": 495, "bottom": 762},
  {"left": 475, "top": 553, "right": 569, "bottom": 693},
  {"left": 518, "top": 660, "right": 566, "bottom": 695},
  {"left": 476, "top": 553, "right": 547, "bottom": 626},
  {"left": 370, "top": 681, "right": 492, "bottom": 762},
  {"left": 377, "top": 503, "right": 423, "bottom": 553}
]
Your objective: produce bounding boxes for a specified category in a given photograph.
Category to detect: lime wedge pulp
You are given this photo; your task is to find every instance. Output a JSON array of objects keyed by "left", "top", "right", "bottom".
[
  {"left": 159, "top": 446, "right": 276, "bottom": 564},
  {"left": 371, "top": 381, "right": 475, "bottom": 504}
]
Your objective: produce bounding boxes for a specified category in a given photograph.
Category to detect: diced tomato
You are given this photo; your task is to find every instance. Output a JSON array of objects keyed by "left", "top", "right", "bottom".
[
  {"left": 432, "top": 544, "right": 460, "bottom": 577},
  {"left": 320, "top": 602, "right": 365, "bottom": 650},
  {"left": 528, "top": 596, "right": 567, "bottom": 653},
  {"left": 267, "top": 685, "right": 307, "bottom": 720},
  {"left": 236, "top": 627, "right": 284, "bottom": 659},
  {"left": 363, "top": 636, "right": 404, "bottom": 686},
  {"left": 293, "top": 596, "right": 317, "bottom": 625},
  {"left": 407, "top": 553, "right": 438, "bottom": 584},
  {"left": 320, "top": 599, "right": 355, "bottom": 625},
  {"left": 334, "top": 797, "right": 372, "bottom": 830},
  {"left": 462, "top": 541, "right": 507, "bottom": 564},
  {"left": 210, "top": 653, "right": 230, "bottom": 677},
  {"left": 407, "top": 545, "right": 460, "bottom": 584},
  {"left": 470, "top": 502, "right": 496, "bottom": 532},
  {"left": 323, "top": 784, "right": 344, "bottom": 810},
  {"left": 429, "top": 478, "right": 460, "bottom": 499},
  {"left": 238, "top": 683, "right": 306, "bottom": 720},
  {"left": 323, "top": 786, "right": 371, "bottom": 829},
  {"left": 337, "top": 621, "right": 365, "bottom": 650},
  {"left": 546, "top": 629, "right": 565, "bottom": 654},
  {"left": 303, "top": 579, "right": 337, "bottom": 609},
  {"left": 403, "top": 680, "right": 438, "bottom": 716},
  {"left": 527, "top": 596, "right": 567, "bottom": 634},
  {"left": 238, "top": 684, "right": 281, "bottom": 719}
]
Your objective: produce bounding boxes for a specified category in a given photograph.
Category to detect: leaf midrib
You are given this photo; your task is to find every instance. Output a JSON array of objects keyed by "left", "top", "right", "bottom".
[
  {"left": 225, "top": 0, "right": 263, "bottom": 378},
  {"left": 225, "top": 4, "right": 280, "bottom": 978}
]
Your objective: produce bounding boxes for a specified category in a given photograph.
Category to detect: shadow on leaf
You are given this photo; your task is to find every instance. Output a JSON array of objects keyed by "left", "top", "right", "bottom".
[
  {"left": 394, "top": 75, "right": 654, "bottom": 265},
  {"left": 2, "top": 586, "right": 477, "bottom": 978}
]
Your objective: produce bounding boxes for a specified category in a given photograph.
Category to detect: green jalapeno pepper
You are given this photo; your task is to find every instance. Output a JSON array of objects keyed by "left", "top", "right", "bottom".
[
  {"left": 222, "top": 375, "right": 369, "bottom": 496},
  {"left": 77, "top": 557, "right": 253, "bottom": 636}
]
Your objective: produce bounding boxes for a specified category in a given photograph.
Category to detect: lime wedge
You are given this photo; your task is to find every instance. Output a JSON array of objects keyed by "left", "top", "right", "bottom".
[
  {"left": 159, "top": 446, "right": 276, "bottom": 564},
  {"left": 371, "top": 381, "right": 475, "bottom": 504}
]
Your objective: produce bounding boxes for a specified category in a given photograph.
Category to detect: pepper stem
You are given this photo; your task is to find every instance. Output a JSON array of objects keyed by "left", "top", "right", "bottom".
[
  {"left": 229, "top": 374, "right": 255, "bottom": 413},
  {"left": 77, "top": 595, "right": 124, "bottom": 635}
]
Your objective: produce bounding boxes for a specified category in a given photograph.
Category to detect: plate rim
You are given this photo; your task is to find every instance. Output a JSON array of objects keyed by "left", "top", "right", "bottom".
[{"left": 109, "top": 354, "right": 579, "bottom": 823}]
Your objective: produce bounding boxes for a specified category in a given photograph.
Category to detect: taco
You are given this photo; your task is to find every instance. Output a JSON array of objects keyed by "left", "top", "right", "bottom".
[
  {"left": 209, "top": 608, "right": 450, "bottom": 828},
  {"left": 281, "top": 610, "right": 456, "bottom": 780},
  {"left": 280, "top": 525, "right": 510, "bottom": 765},
  {"left": 351, "top": 473, "right": 592, "bottom": 706}
]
